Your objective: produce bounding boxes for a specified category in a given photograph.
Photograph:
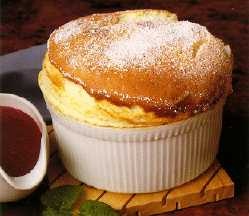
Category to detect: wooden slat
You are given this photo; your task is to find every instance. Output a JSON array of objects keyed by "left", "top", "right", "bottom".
[
  {"left": 47, "top": 153, "right": 65, "bottom": 184},
  {"left": 167, "top": 162, "right": 221, "bottom": 200},
  {"left": 47, "top": 125, "right": 53, "bottom": 134},
  {"left": 217, "top": 168, "right": 234, "bottom": 188},
  {"left": 127, "top": 191, "right": 167, "bottom": 207},
  {"left": 83, "top": 185, "right": 105, "bottom": 201},
  {"left": 126, "top": 191, "right": 169, "bottom": 215},
  {"left": 206, "top": 168, "right": 234, "bottom": 201},
  {"left": 50, "top": 172, "right": 81, "bottom": 189},
  {"left": 48, "top": 129, "right": 58, "bottom": 156},
  {"left": 160, "top": 162, "right": 221, "bottom": 211},
  {"left": 99, "top": 192, "right": 134, "bottom": 210},
  {"left": 125, "top": 162, "right": 221, "bottom": 215},
  {"left": 217, "top": 168, "right": 234, "bottom": 200}
]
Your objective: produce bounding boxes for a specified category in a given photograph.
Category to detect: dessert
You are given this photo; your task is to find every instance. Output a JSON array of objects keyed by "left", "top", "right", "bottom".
[{"left": 39, "top": 10, "right": 233, "bottom": 193}]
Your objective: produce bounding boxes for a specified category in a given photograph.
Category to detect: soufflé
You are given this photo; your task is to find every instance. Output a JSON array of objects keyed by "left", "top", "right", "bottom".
[{"left": 39, "top": 10, "right": 233, "bottom": 193}]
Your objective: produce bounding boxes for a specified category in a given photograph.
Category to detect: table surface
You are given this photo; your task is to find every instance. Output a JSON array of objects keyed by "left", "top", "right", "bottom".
[{"left": 1, "top": 0, "right": 249, "bottom": 215}]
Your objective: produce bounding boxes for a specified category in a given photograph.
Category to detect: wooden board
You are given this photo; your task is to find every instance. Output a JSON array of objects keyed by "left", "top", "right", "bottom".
[{"left": 46, "top": 126, "right": 234, "bottom": 216}]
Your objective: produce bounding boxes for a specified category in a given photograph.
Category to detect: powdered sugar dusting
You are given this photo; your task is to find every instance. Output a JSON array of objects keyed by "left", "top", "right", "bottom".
[
  {"left": 50, "top": 14, "right": 220, "bottom": 77},
  {"left": 105, "top": 21, "right": 211, "bottom": 70},
  {"left": 53, "top": 19, "right": 85, "bottom": 43}
]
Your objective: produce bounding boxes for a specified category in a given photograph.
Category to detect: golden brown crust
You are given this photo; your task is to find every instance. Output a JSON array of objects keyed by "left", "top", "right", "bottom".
[
  {"left": 39, "top": 55, "right": 195, "bottom": 128},
  {"left": 48, "top": 10, "right": 233, "bottom": 117}
]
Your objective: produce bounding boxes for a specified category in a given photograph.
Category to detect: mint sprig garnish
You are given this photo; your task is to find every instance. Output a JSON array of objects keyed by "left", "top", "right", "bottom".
[
  {"left": 42, "top": 207, "right": 71, "bottom": 216},
  {"left": 40, "top": 185, "right": 119, "bottom": 216},
  {"left": 41, "top": 185, "right": 82, "bottom": 216},
  {"left": 79, "top": 200, "right": 119, "bottom": 216}
]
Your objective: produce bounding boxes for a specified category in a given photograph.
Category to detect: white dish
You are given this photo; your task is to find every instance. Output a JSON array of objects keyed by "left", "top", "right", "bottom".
[{"left": 48, "top": 100, "right": 223, "bottom": 193}]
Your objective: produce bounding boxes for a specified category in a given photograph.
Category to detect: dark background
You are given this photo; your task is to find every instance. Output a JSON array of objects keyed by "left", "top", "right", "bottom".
[{"left": 1, "top": 0, "right": 249, "bottom": 215}]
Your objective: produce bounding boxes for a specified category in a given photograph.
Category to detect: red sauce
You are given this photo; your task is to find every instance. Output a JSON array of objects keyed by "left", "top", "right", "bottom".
[{"left": 0, "top": 106, "right": 41, "bottom": 177}]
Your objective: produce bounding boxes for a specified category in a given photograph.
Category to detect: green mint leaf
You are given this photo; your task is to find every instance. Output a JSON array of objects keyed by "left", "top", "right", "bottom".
[
  {"left": 42, "top": 207, "right": 71, "bottom": 216},
  {"left": 79, "top": 200, "right": 119, "bottom": 216},
  {"left": 42, "top": 207, "right": 56, "bottom": 216},
  {"left": 41, "top": 185, "right": 82, "bottom": 211}
]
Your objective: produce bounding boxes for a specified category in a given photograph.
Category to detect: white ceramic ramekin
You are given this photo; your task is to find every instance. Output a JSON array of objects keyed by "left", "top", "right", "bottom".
[
  {"left": 0, "top": 94, "right": 49, "bottom": 202},
  {"left": 48, "top": 101, "right": 223, "bottom": 193}
]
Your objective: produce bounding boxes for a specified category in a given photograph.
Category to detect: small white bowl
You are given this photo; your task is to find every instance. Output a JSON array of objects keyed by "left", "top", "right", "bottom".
[
  {"left": 48, "top": 100, "right": 223, "bottom": 193},
  {"left": 0, "top": 93, "right": 49, "bottom": 202}
]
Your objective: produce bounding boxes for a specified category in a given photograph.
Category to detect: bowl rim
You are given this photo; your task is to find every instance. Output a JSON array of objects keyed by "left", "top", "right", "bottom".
[{"left": 48, "top": 99, "right": 224, "bottom": 141}]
